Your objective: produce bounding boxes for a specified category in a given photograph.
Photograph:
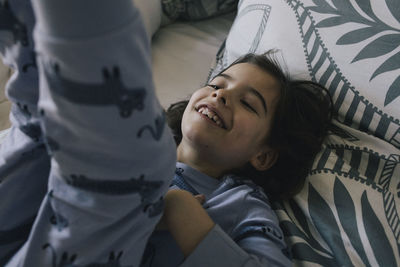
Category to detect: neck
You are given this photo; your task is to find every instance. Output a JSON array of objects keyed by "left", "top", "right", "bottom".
[{"left": 177, "top": 142, "right": 223, "bottom": 179}]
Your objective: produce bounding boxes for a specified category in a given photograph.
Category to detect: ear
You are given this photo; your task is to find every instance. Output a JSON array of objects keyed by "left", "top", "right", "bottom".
[{"left": 249, "top": 148, "right": 279, "bottom": 171}]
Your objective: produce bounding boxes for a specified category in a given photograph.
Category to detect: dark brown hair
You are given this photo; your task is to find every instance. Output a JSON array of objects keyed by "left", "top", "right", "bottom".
[{"left": 166, "top": 52, "right": 333, "bottom": 200}]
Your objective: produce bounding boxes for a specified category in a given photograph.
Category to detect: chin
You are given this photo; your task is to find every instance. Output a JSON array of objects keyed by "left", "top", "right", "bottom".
[{"left": 183, "top": 131, "right": 210, "bottom": 149}]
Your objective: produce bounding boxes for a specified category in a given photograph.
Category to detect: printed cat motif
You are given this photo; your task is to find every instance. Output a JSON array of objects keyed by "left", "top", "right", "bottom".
[
  {"left": 44, "top": 64, "right": 146, "bottom": 118},
  {"left": 0, "top": 0, "right": 28, "bottom": 46},
  {"left": 42, "top": 244, "right": 132, "bottom": 267}
]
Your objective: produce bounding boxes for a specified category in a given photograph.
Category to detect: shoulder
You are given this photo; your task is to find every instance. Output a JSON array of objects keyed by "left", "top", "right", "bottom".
[
  {"left": 218, "top": 176, "right": 291, "bottom": 261},
  {"left": 210, "top": 175, "right": 278, "bottom": 224},
  {"left": 218, "top": 175, "right": 271, "bottom": 207}
]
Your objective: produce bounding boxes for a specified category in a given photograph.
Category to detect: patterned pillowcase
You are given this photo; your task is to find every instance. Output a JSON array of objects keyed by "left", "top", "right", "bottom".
[
  {"left": 208, "top": 0, "right": 400, "bottom": 266},
  {"left": 209, "top": 0, "right": 400, "bottom": 149}
]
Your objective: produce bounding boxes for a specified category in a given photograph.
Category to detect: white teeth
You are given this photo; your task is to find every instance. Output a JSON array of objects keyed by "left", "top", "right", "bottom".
[{"left": 197, "top": 107, "right": 224, "bottom": 128}]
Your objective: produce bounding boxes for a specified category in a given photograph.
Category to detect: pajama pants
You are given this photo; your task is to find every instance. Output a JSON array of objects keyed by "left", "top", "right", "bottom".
[{"left": 0, "top": 0, "right": 176, "bottom": 266}]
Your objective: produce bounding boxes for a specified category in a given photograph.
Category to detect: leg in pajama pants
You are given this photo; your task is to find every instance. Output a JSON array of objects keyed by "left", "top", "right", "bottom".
[
  {"left": 0, "top": 0, "right": 50, "bottom": 264},
  {"left": 0, "top": 0, "right": 176, "bottom": 266}
]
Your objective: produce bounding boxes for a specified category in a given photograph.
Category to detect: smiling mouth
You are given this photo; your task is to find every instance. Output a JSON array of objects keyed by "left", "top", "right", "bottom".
[{"left": 196, "top": 106, "right": 226, "bottom": 129}]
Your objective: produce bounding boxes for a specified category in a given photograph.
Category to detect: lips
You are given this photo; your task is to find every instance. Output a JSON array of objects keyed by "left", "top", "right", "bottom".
[{"left": 195, "top": 104, "right": 227, "bottom": 129}]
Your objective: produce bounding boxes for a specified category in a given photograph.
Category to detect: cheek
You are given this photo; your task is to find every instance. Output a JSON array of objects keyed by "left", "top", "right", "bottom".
[
  {"left": 181, "top": 112, "right": 193, "bottom": 138},
  {"left": 230, "top": 118, "right": 269, "bottom": 148},
  {"left": 181, "top": 107, "right": 194, "bottom": 138},
  {"left": 234, "top": 117, "right": 263, "bottom": 138},
  {"left": 180, "top": 89, "right": 211, "bottom": 140},
  {"left": 190, "top": 88, "right": 209, "bottom": 102},
  {"left": 180, "top": 107, "right": 208, "bottom": 145}
]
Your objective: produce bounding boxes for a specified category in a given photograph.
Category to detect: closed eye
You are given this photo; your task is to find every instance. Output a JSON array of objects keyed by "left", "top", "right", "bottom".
[
  {"left": 241, "top": 100, "right": 258, "bottom": 114},
  {"left": 207, "top": 84, "right": 220, "bottom": 90}
]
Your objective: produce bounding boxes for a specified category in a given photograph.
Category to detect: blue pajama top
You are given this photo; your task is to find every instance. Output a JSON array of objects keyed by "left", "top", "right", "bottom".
[{"left": 143, "top": 162, "right": 291, "bottom": 267}]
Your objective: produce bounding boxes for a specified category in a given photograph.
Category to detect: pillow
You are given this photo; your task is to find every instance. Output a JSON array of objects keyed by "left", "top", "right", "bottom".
[
  {"left": 275, "top": 121, "right": 400, "bottom": 266},
  {"left": 209, "top": 0, "right": 400, "bottom": 266},
  {"left": 209, "top": 0, "right": 400, "bottom": 149}
]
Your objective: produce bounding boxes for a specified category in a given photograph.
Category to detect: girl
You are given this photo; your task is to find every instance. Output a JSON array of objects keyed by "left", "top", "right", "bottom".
[
  {"left": 144, "top": 53, "right": 333, "bottom": 267},
  {"left": 0, "top": 0, "right": 332, "bottom": 266}
]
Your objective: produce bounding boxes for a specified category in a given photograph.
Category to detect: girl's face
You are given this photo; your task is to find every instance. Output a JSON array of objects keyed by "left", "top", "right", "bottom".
[{"left": 177, "top": 63, "right": 281, "bottom": 178}]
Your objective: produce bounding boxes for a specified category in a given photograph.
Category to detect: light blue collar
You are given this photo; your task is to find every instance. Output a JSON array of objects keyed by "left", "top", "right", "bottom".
[{"left": 175, "top": 162, "right": 221, "bottom": 197}]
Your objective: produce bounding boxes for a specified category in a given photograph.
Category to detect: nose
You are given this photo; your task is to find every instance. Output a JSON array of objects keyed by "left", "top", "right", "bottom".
[{"left": 212, "top": 89, "right": 227, "bottom": 105}]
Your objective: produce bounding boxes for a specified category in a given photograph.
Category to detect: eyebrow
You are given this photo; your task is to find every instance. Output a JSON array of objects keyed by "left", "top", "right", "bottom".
[{"left": 215, "top": 73, "right": 268, "bottom": 114}]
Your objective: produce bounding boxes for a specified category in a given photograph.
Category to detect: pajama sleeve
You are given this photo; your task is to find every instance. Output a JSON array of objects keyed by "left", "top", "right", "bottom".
[
  {"left": 6, "top": 0, "right": 176, "bottom": 266},
  {"left": 0, "top": 0, "right": 51, "bottom": 264},
  {"left": 179, "top": 183, "right": 292, "bottom": 267},
  {"left": 180, "top": 224, "right": 291, "bottom": 267}
]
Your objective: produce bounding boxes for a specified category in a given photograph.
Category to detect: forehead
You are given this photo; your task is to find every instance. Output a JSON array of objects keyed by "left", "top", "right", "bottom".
[{"left": 221, "top": 63, "right": 281, "bottom": 102}]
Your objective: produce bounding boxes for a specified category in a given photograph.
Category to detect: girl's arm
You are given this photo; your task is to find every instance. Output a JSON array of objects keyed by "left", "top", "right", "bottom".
[
  {"left": 161, "top": 189, "right": 291, "bottom": 267},
  {"left": 161, "top": 190, "right": 215, "bottom": 257}
]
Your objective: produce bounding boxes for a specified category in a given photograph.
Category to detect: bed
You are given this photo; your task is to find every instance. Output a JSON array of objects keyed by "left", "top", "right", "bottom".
[{"left": 1, "top": 0, "right": 399, "bottom": 266}]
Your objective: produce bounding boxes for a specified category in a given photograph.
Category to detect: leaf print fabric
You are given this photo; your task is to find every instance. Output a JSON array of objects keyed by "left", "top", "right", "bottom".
[
  {"left": 209, "top": 0, "right": 400, "bottom": 265},
  {"left": 210, "top": 0, "right": 400, "bottom": 149},
  {"left": 310, "top": 0, "right": 400, "bottom": 106}
]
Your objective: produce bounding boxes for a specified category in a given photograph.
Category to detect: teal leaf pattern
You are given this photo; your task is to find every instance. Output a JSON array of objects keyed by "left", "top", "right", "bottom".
[
  {"left": 279, "top": 221, "right": 324, "bottom": 254},
  {"left": 280, "top": 221, "right": 309, "bottom": 241},
  {"left": 371, "top": 51, "right": 400, "bottom": 80},
  {"left": 352, "top": 34, "right": 400, "bottom": 62},
  {"left": 330, "top": 0, "right": 352, "bottom": 13},
  {"left": 329, "top": 123, "right": 359, "bottom": 141},
  {"left": 316, "top": 16, "right": 346, "bottom": 28},
  {"left": 385, "top": 0, "right": 400, "bottom": 24},
  {"left": 308, "top": 0, "right": 400, "bottom": 105},
  {"left": 291, "top": 243, "right": 336, "bottom": 266},
  {"left": 385, "top": 75, "right": 400, "bottom": 106},
  {"left": 333, "top": 178, "right": 371, "bottom": 266},
  {"left": 331, "top": 0, "right": 369, "bottom": 24},
  {"left": 310, "top": 0, "right": 337, "bottom": 14},
  {"left": 288, "top": 199, "right": 330, "bottom": 253},
  {"left": 354, "top": 0, "right": 380, "bottom": 22},
  {"left": 361, "top": 191, "right": 397, "bottom": 266},
  {"left": 336, "top": 27, "right": 382, "bottom": 45},
  {"left": 308, "top": 183, "right": 353, "bottom": 266},
  {"left": 288, "top": 198, "right": 311, "bottom": 236}
]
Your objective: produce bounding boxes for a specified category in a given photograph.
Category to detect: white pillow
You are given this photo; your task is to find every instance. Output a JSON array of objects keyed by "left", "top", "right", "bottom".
[{"left": 210, "top": 0, "right": 400, "bottom": 149}]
